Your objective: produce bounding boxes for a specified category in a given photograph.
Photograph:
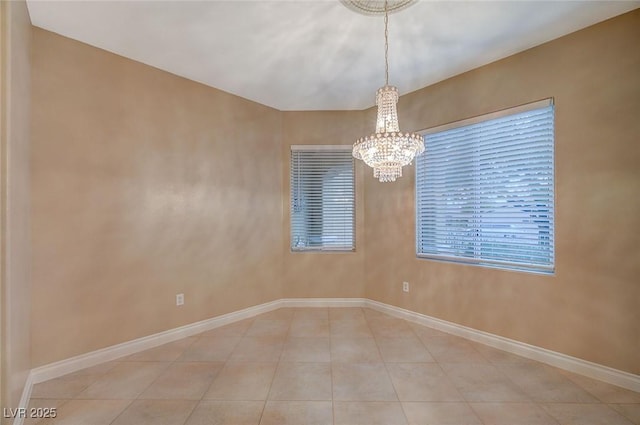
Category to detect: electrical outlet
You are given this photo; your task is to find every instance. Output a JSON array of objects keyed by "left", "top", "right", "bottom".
[
  {"left": 402, "top": 281, "right": 409, "bottom": 292},
  {"left": 176, "top": 293, "right": 184, "bottom": 306}
]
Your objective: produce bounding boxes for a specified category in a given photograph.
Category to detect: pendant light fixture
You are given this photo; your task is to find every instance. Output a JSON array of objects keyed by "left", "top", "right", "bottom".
[{"left": 351, "top": 0, "right": 425, "bottom": 182}]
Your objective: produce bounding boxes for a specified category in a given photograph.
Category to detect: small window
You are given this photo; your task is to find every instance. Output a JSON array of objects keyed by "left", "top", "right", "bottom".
[
  {"left": 290, "top": 146, "right": 355, "bottom": 251},
  {"left": 416, "top": 99, "right": 555, "bottom": 273}
]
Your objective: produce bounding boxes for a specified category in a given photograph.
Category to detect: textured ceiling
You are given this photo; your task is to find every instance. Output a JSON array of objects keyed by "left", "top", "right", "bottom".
[{"left": 26, "top": 1, "right": 639, "bottom": 111}]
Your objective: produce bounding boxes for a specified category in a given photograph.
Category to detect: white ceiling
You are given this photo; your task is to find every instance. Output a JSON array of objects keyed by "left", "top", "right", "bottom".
[{"left": 26, "top": 1, "right": 639, "bottom": 111}]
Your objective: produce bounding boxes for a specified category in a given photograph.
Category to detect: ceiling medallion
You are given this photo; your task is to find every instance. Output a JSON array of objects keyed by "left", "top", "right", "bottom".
[{"left": 340, "top": 0, "right": 418, "bottom": 16}]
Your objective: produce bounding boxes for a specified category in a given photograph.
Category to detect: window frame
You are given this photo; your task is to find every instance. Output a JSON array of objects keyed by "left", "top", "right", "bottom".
[
  {"left": 290, "top": 145, "right": 356, "bottom": 253},
  {"left": 415, "top": 99, "right": 555, "bottom": 274}
]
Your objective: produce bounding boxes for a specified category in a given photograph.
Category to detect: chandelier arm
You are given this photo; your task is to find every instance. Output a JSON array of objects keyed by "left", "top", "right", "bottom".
[{"left": 384, "top": 0, "right": 389, "bottom": 86}]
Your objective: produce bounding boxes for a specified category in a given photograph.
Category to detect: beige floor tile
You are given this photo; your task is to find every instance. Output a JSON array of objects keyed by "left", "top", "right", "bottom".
[
  {"left": 178, "top": 336, "right": 241, "bottom": 362},
  {"left": 293, "top": 307, "right": 329, "bottom": 320},
  {"left": 368, "top": 317, "right": 416, "bottom": 339},
  {"left": 281, "top": 337, "right": 330, "bottom": 362},
  {"left": 203, "top": 362, "right": 277, "bottom": 400},
  {"left": 497, "top": 362, "right": 598, "bottom": 403},
  {"left": 38, "top": 399, "right": 131, "bottom": 425},
  {"left": 289, "top": 318, "right": 330, "bottom": 338},
  {"left": 363, "top": 308, "right": 390, "bottom": 320},
  {"left": 376, "top": 337, "right": 435, "bottom": 363},
  {"left": 330, "top": 318, "right": 373, "bottom": 338},
  {"left": 422, "top": 336, "right": 488, "bottom": 363},
  {"left": 471, "top": 402, "right": 560, "bottom": 425},
  {"left": 268, "top": 362, "right": 332, "bottom": 401},
  {"left": 471, "top": 343, "right": 531, "bottom": 363},
  {"left": 329, "top": 307, "right": 365, "bottom": 320},
  {"left": 255, "top": 308, "right": 296, "bottom": 320},
  {"left": 31, "top": 362, "right": 118, "bottom": 399},
  {"left": 111, "top": 399, "right": 197, "bottom": 425},
  {"left": 197, "top": 319, "right": 254, "bottom": 338},
  {"left": 228, "top": 336, "right": 285, "bottom": 362},
  {"left": 139, "top": 362, "right": 223, "bottom": 400},
  {"left": 31, "top": 375, "right": 99, "bottom": 399},
  {"left": 386, "top": 363, "right": 463, "bottom": 402},
  {"left": 259, "top": 401, "right": 332, "bottom": 425},
  {"left": 441, "top": 363, "right": 529, "bottom": 402},
  {"left": 402, "top": 401, "right": 482, "bottom": 425},
  {"left": 331, "top": 337, "right": 382, "bottom": 362},
  {"left": 334, "top": 401, "right": 408, "bottom": 425},
  {"left": 124, "top": 337, "right": 198, "bottom": 362},
  {"left": 610, "top": 404, "right": 640, "bottom": 425},
  {"left": 245, "top": 319, "right": 291, "bottom": 338},
  {"left": 409, "top": 323, "right": 450, "bottom": 341},
  {"left": 75, "top": 362, "right": 169, "bottom": 399},
  {"left": 560, "top": 371, "right": 640, "bottom": 403},
  {"left": 332, "top": 362, "right": 398, "bottom": 401},
  {"left": 184, "top": 401, "right": 264, "bottom": 425},
  {"left": 542, "top": 403, "right": 635, "bottom": 425}
]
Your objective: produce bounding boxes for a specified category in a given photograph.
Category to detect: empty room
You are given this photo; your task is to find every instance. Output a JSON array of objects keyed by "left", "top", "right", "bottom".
[{"left": 1, "top": 0, "right": 639, "bottom": 424}]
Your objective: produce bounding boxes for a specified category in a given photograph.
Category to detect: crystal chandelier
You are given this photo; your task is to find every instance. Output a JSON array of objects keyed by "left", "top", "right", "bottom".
[{"left": 352, "top": 0, "right": 425, "bottom": 182}]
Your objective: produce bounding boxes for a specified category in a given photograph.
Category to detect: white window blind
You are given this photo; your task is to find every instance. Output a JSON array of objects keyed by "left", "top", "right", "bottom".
[
  {"left": 291, "top": 146, "right": 355, "bottom": 251},
  {"left": 416, "top": 100, "right": 554, "bottom": 273}
]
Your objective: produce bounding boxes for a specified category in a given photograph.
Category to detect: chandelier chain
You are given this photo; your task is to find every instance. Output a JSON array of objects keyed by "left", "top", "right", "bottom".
[{"left": 384, "top": 0, "right": 389, "bottom": 86}]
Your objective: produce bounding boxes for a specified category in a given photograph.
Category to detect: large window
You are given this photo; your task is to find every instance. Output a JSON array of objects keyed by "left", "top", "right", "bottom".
[
  {"left": 290, "top": 146, "right": 355, "bottom": 251},
  {"left": 416, "top": 99, "right": 554, "bottom": 273}
]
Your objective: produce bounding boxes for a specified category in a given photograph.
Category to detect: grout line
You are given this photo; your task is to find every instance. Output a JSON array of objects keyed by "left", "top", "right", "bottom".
[
  {"left": 362, "top": 306, "right": 410, "bottom": 425},
  {"left": 256, "top": 310, "right": 291, "bottom": 424},
  {"left": 398, "top": 313, "right": 486, "bottom": 425},
  {"left": 105, "top": 399, "right": 135, "bottom": 425},
  {"left": 329, "top": 312, "right": 336, "bottom": 425}
]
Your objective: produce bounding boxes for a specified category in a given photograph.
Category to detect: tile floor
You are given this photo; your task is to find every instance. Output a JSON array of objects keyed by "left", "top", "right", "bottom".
[{"left": 27, "top": 307, "right": 640, "bottom": 425}]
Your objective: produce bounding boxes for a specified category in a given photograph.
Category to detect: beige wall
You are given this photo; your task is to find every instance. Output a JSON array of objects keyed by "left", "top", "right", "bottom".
[
  {"left": 1, "top": 0, "right": 32, "bottom": 418},
  {"left": 281, "top": 111, "right": 366, "bottom": 299},
  {"left": 30, "top": 29, "right": 284, "bottom": 367},
  {"left": 364, "top": 10, "right": 640, "bottom": 375}
]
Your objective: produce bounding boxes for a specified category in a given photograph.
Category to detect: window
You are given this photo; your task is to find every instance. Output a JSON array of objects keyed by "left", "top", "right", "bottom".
[
  {"left": 290, "top": 145, "right": 355, "bottom": 251},
  {"left": 416, "top": 99, "right": 554, "bottom": 273}
]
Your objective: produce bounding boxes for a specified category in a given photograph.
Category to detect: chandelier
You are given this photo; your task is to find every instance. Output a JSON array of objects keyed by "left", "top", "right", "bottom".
[{"left": 351, "top": 0, "right": 425, "bottom": 182}]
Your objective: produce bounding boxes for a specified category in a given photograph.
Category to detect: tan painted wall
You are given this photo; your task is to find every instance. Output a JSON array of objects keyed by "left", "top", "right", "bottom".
[
  {"left": 1, "top": 0, "right": 32, "bottom": 418},
  {"left": 364, "top": 10, "right": 640, "bottom": 374},
  {"left": 30, "top": 29, "right": 284, "bottom": 367},
  {"left": 282, "top": 111, "right": 366, "bottom": 299}
]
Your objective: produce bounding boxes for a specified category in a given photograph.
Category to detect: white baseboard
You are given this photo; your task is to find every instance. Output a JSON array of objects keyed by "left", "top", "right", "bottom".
[
  {"left": 282, "top": 298, "right": 367, "bottom": 308},
  {"left": 17, "top": 296, "right": 639, "bottom": 420},
  {"left": 365, "top": 299, "right": 640, "bottom": 393},
  {"left": 29, "top": 299, "right": 283, "bottom": 385},
  {"left": 28, "top": 298, "right": 365, "bottom": 386}
]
